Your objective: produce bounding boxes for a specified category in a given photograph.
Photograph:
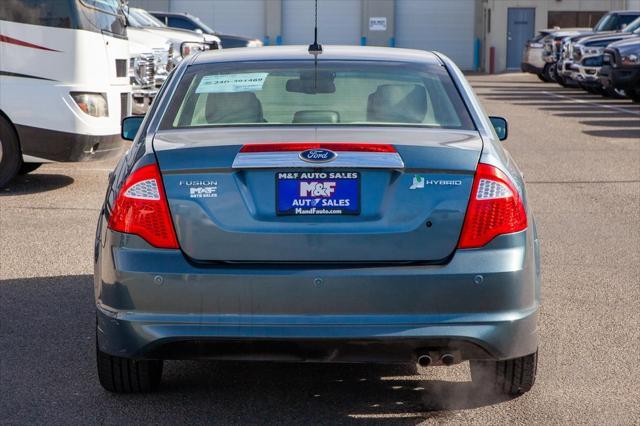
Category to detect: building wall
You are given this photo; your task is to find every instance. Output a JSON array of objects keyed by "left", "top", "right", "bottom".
[
  {"left": 129, "top": 0, "right": 170, "bottom": 12},
  {"left": 361, "top": 0, "right": 395, "bottom": 47},
  {"left": 282, "top": 0, "right": 361, "bottom": 45},
  {"left": 483, "top": 0, "right": 628, "bottom": 73},
  {"left": 129, "top": 0, "right": 480, "bottom": 69},
  {"left": 169, "top": 0, "right": 266, "bottom": 38},
  {"left": 128, "top": 0, "right": 639, "bottom": 73},
  {"left": 395, "top": 0, "right": 477, "bottom": 70}
]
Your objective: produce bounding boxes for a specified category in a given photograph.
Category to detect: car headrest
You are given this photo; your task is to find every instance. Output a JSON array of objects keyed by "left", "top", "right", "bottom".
[
  {"left": 205, "top": 92, "right": 264, "bottom": 124},
  {"left": 292, "top": 110, "right": 340, "bottom": 124},
  {"left": 367, "top": 84, "right": 428, "bottom": 123}
]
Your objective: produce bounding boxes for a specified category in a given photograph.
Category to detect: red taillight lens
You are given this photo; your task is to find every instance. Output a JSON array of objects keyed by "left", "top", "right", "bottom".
[
  {"left": 239, "top": 143, "right": 396, "bottom": 153},
  {"left": 108, "top": 163, "right": 179, "bottom": 249},
  {"left": 458, "top": 163, "right": 527, "bottom": 249}
]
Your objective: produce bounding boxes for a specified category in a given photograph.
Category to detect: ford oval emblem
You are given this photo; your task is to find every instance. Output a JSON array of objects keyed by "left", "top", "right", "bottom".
[{"left": 299, "top": 148, "right": 337, "bottom": 163}]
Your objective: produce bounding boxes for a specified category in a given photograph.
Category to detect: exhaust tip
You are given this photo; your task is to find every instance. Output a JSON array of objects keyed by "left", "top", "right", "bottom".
[
  {"left": 417, "top": 354, "right": 432, "bottom": 367},
  {"left": 440, "top": 353, "right": 455, "bottom": 366}
]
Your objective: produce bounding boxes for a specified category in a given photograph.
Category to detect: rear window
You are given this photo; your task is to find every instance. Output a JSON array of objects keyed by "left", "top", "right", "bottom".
[{"left": 160, "top": 60, "right": 475, "bottom": 130}]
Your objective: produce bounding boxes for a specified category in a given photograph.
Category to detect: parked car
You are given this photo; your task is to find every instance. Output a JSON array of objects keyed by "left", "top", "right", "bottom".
[
  {"left": 150, "top": 11, "right": 263, "bottom": 48},
  {"left": 95, "top": 45, "right": 540, "bottom": 395},
  {"left": 590, "top": 10, "right": 640, "bottom": 32},
  {"left": 541, "top": 28, "right": 591, "bottom": 83},
  {"left": 600, "top": 38, "right": 640, "bottom": 102},
  {"left": 127, "top": 8, "right": 220, "bottom": 54},
  {"left": 568, "top": 18, "right": 640, "bottom": 95},
  {"left": 126, "top": 27, "right": 173, "bottom": 114},
  {"left": 558, "top": 33, "right": 596, "bottom": 86},
  {"left": 125, "top": 7, "right": 221, "bottom": 114},
  {"left": 521, "top": 29, "right": 555, "bottom": 81},
  {"left": 559, "top": 11, "right": 640, "bottom": 87}
]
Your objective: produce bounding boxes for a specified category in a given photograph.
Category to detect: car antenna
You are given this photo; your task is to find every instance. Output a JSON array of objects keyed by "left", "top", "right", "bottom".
[{"left": 308, "top": 0, "right": 322, "bottom": 54}]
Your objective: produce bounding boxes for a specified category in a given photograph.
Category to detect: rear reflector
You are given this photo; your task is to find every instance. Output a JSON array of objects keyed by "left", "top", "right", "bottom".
[
  {"left": 239, "top": 143, "right": 396, "bottom": 153},
  {"left": 458, "top": 163, "right": 527, "bottom": 249},
  {"left": 108, "top": 163, "right": 179, "bottom": 249}
]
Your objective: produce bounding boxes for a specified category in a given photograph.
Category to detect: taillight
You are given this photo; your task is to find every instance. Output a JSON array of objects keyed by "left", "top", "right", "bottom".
[
  {"left": 108, "top": 163, "right": 178, "bottom": 249},
  {"left": 239, "top": 142, "right": 396, "bottom": 153},
  {"left": 458, "top": 163, "right": 527, "bottom": 249}
]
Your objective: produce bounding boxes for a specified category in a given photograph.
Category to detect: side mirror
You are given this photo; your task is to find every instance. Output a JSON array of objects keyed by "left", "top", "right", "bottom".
[
  {"left": 489, "top": 116, "right": 508, "bottom": 141},
  {"left": 181, "top": 41, "right": 207, "bottom": 57},
  {"left": 121, "top": 115, "right": 144, "bottom": 141},
  {"left": 194, "top": 28, "right": 204, "bottom": 34}
]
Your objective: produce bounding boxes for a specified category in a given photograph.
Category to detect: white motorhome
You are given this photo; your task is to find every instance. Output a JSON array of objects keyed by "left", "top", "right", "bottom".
[{"left": 0, "top": 0, "right": 130, "bottom": 187}]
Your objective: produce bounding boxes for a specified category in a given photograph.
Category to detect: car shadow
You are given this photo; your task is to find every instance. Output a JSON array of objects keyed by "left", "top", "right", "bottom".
[
  {"left": 1, "top": 173, "right": 74, "bottom": 195},
  {"left": 554, "top": 111, "right": 636, "bottom": 118},
  {"left": 0, "top": 274, "right": 516, "bottom": 424},
  {"left": 582, "top": 129, "right": 640, "bottom": 139},
  {"left": 580, "top": 119, "right": 640, "bottom": 128}
]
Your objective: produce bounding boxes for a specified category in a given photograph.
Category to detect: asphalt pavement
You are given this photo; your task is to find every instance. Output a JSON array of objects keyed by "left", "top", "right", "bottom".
[{"left": 1, "top": 73, "right": 639, "bottom": 425}]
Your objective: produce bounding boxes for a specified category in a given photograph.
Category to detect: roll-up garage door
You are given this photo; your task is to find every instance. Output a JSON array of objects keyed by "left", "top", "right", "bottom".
[
  {"left": 169, "top": 0, "right": 266, "bottom": 39},
  {"left": 395, "top": 0, "right": 475, "bottom": 70},
  {"left": 283, "top": 0, "right": 361, "bottom": 45}
]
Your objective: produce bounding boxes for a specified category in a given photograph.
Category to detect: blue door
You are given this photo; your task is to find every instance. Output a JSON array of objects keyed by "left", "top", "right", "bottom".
[{"left": 507, "top": 8, "right": 535, "bottom": 70}]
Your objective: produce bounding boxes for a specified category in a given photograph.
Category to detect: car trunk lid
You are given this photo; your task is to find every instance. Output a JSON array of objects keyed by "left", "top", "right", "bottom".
[{"left": 153, "top": 127, "right": 481, "bottom": 263}]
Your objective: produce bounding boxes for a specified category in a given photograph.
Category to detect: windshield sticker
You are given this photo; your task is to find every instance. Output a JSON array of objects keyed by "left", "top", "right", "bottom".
[{"left": 196, "top": 73, "right": 268, "bottom": 94}]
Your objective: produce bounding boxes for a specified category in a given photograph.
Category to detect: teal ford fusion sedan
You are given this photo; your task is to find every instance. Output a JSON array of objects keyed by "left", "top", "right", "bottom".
[{"left": 95, "top": 45, "right": 540, "bottom": 394}]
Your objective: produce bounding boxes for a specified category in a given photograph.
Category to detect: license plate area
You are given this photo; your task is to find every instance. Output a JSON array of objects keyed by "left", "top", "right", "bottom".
[{"left": 276, "top": 171, "right": 360, "bottom": 215}]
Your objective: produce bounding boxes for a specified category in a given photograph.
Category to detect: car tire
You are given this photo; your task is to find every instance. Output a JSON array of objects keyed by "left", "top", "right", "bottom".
[
  {"left": 0, "top": 115, "right": 22, "bottom": 188},
  {"left": 470, "top": 351, "right": 537, "bottom": 396},
  {"left": 543, "top": 64, "right": 555, "bottom": 83},
  {"left": 96, "top": 344, "right": 163, "bottom": 393},
  {"left": 536, "top": 73, "right": 549, "bottom": 83},
  {"left": 18, "top": 162, "right": 42, "bottom": 175},
  {"left": 553, "top": 67, "right": 570, "bottom": 87}
]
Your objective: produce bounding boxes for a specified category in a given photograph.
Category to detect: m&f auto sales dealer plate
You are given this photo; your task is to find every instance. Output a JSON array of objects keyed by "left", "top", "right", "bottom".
[{"left": 276, "top": 171, "right": 360, "bottom": 215}]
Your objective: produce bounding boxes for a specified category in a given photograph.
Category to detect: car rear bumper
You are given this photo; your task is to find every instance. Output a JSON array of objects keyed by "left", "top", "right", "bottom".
[
  {"left": 95, "top": 228, "right": 540, "bottom": 363},
  {"left": 521, "top": 47, "right": 545, "bottom": 72},
  {"left": 521, "top": 62, "right": 544, "bottom": 75}
]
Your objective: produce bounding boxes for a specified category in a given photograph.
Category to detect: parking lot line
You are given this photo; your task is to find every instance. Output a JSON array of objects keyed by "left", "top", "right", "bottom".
[{"left": 542, "top": 91, "right": 640, "bottom": 116}]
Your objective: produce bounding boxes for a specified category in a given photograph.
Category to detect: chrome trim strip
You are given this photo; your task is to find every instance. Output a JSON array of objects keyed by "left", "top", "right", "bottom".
[{"left": 232, "top": 152, "right": 405, "bottom": 169}]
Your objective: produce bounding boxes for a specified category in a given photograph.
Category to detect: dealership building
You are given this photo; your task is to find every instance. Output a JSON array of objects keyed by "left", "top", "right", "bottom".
[{"left": 132, "top": 0, "right": 640, "bottom": 72}]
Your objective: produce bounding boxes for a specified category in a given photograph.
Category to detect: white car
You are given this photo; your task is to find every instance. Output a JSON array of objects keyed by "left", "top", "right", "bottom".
[
  {"left": 127, "top": 28, "right": 172, "bottom": 114},
  {"left": 126, "top": 8, "right": 221, "bottom": 114}
]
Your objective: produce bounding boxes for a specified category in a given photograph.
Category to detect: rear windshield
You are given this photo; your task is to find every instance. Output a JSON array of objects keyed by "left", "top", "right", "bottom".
[{"left": 159, "top": 60, "right": 475, "bottom": 130}]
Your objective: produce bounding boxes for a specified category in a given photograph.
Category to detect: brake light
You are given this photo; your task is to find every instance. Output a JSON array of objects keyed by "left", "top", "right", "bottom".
[
  {"left": 458, "top": 163, "right": 527, "bottom": 249},
  {"left": 239, "top": 143, "right": 396, "bottom": 153},
  {"left": 108, "top": 163, "right": 178, "bottom": 249}
]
